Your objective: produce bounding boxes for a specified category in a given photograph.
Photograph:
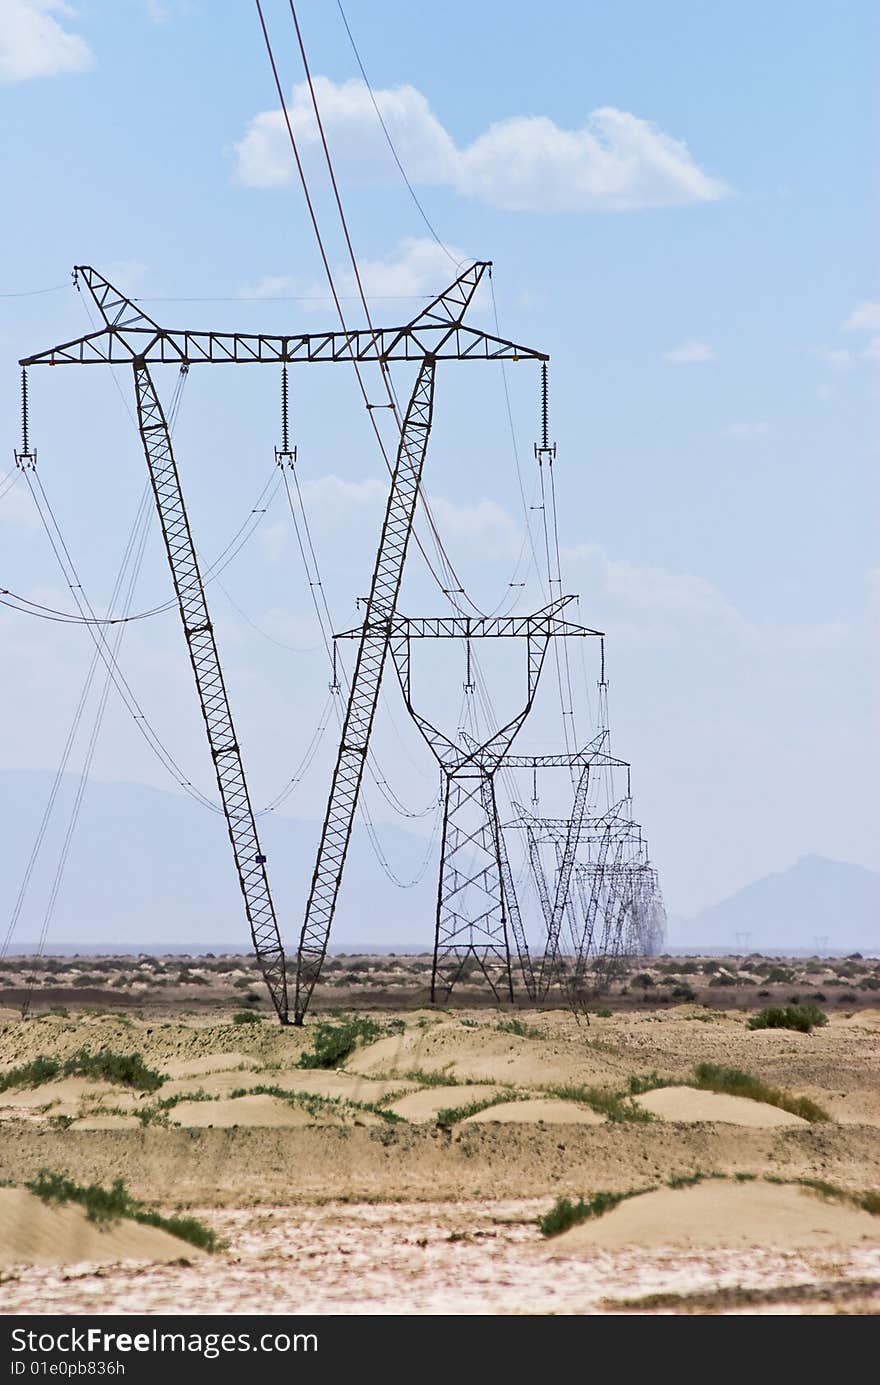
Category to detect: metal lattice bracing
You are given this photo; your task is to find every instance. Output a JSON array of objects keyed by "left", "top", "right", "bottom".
[
  {"left": 490, "top": 778, "right": 537, "bottom": 1001},
  {"left": 432, "top": 772, "right": 514, "bottom": 1002},
  {"left": 133, "top": 363, "right": 288, "bottom": 1020},
  {"left": 21, "top": 260, "right": 547, "bottom": 1023},
  {"left": 387, "top": 601, "right": 601, "bottom": 1001},
  {"left": 21, "top": 265, "right": 546, "bottom": 369},
  {"left": 536, "top": 760, "right": 592, "bottom": 997},
  {"left": 293, "top": 360, "right": 436, "bottom": 1021}
]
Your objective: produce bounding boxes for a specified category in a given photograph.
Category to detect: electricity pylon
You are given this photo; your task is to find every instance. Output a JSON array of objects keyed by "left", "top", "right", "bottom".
[{"left": 21, "top": 262, "right": 546, "bottom": 1023}]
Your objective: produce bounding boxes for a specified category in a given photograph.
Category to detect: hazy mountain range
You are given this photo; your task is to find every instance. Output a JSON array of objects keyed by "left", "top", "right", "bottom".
[
  {"left": 1, "top": 772, "right": 876, "bottom": 955},
  {"left": 667, "top": 854, "right": 879, "bottom": 953}
]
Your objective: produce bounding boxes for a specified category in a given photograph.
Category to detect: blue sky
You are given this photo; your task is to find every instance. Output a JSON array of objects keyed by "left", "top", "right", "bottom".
[{"left": 0, "top": 0, "right": 877, "bottom": 935}]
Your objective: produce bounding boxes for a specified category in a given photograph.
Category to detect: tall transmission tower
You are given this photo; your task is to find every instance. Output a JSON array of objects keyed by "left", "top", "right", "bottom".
[
  {"left": 20, "top": 261, "right": 546, "bottom": 1023},
  {"left": 351, "top": 598, "right": 604, "bottom": 1001}
]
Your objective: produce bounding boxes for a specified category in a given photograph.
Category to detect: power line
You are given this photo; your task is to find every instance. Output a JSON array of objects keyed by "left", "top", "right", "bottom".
[{"left": 334, "top": 0, "right": 460, "bottom": 267}]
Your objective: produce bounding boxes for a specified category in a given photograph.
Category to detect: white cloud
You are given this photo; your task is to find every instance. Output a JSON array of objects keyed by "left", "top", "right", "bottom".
[
  {"left": 0, "top": 1, "right": 94, "bottom": 83},
  {"left": 240, "top": 238, "right": 475, "bottom": 314},
  {"left": 0, "top": 481, "right": 41, "bottom": 530},
  {"left": 300, "top": 475, "right": 386, "bottom": 509},
  {"left": 300, "top": 475, "right": 520, "bottom": 559},
  {"left": 724, "top": 421, "right": 769, "bottom": 439},
  {"left": 842, "top": 300, "right": 880, "bottom": 333},
  {"left": 663, "top": 338, "right": 715, "bottom": 365},
  {"left": 812, "top": 346, "right": 852, "bottom": 372},
  {"left": 862, "top": 336, "right": 880, "bottom": 362},
  {"left": 426, "top": 495, "right": 521, "bottom": 559},
  {"left": 232, "top": 77, "right": 730, "bottom": 213}
]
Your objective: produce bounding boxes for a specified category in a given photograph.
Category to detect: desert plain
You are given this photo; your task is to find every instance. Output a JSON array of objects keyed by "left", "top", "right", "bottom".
[{"left": 0, "top": 949, "right": 878, "bottom": 1315}]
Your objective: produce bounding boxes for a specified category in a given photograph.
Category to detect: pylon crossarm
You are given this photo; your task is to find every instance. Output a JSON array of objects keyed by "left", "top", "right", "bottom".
[{"left": 21, "top": 263, "right": 546, "bottom": 368}]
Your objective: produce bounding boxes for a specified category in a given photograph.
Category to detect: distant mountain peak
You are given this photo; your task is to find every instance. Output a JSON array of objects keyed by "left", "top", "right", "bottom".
[{"left": 670, "top": 853, "right": 879, "bottom": 950}]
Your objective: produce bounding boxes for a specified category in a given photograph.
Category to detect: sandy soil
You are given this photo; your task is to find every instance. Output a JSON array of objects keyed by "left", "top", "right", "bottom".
[
  {"left": 634, "top": 1086, "right": 808, "bottom": 1127},
  {"left": 169, "top": 1094, "right": 321, "bottom": 1129},
  {"left": 461, "top": 1098, "right": 605, "bottom": 1126},
  {"left": 1, "top": 973, "right": 878, "bottom": 1314},
  {"left": 387, "top": 1084, "right": 501, "bottom": 1121},
  {"left": 1, "top": 1198, "right": 877, "bottom": 1316},
  {"left": 0, "top": 1189, "right": 200, "bottom": 1269},
  {"left": 550, "top": 1181, "right": 880, "bottom": 1253}
]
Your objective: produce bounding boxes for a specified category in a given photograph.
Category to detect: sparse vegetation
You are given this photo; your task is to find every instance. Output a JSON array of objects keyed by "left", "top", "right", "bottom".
[
  {"left": 538, "top": 1171, "right": 880, "bottom": 1240},
  {"left": 625, "top": 1063, "right": 830, "bottom": 1122},
  {"left": 435, "top": 1096, "right": 513, "bottom": 1128},
  {"left": 296, "top": 1017, "right": 386, "bottom": 1068},
  {"left": 693, "top": 1062, "right": 830, "bottom": 1121},
  {"left": 495, "top": 1018, "right": 543, "bottom": 1039},
  {"left": 25, "top": 1170, "right": 218, "bottom": 1251},
  {"left": 538, "top": 1186, "right": 650, "bottom": 1236},
  {"left": 0, "top": 1048, "right": 163, "bottom": 1094},
  {"left": 747, "top": 1003, "right": 828, "bottom": 1033},
  {"left": 548, "top": 1083, "right": 652, "bottom": 1123},
  {"left": 228, "top": 1083, "right": 402, "bottom": 1124}
]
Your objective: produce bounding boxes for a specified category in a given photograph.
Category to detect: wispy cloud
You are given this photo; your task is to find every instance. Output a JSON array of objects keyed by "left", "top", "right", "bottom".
[
  {"left": 841, "top": 300, "right": 880, "bottom": 363},
  {"left": 663, "top": 338, "right": 715, "bottom": 365},
  {"left": 239, "top": 238, "right": 475, "bottom": 313},
  {"left": 0, "top": 1, "right": 94, "bottom": 84},
  {"left": 811, "top": 346, "right": 852, "bottom": 372},
  {"left": 842, "top": 300, "right": 880, "bottom": 334},
  {"left": 232, "top": 76, "right": 730, "bottom": 213}
]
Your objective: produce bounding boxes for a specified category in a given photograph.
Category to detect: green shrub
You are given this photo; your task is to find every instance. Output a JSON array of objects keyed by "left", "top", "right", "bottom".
[
  {"left": 692, "top": 1062, "right": 829, "bottom": 1122},
  {"left": 495, "top": 1018, "right": 543, "bottom": 1039},
  {"left": 671, "top": 984, "right": 696, "bottom": 1002},
  {"left": 435, "top": 1097, "right": 509, "bottom": 1128},
  {"left": 232, "top": 1011, "right": 263, "bottom": 1025},
  {"left": 63, "top": 1048, "right": 164, "bottom": 1092},
  {"left": 747, "top": 1004, "right": 828, "bottom": 1034},
  {"left": 25, "top": 1170, "right": 217, "bottom": 1252},
  {"left": 0, "top": 1056, "right": 61, "bottom": 1092},
  {"left": 709, "top": 973, "right": 735, "bottom": 987},
  {"left": 627, "top": 1072, "right": 669, "bottom": 1096},
  {"left": 0, "top": 1049, "right": 163, "bottom": 1094},
  {"left": 763, "top": 966, "right": 794, "bottom": 984},
  {"left": 297, "top": 1017, "right": 384, "bottom": 1069},
  {"left": 538, "top": 1186, "right": 651, "bottom": 1237},
  {"left": 548, "top": 1084, "right": 652, "bottom": 1123},
  {"left": 631, "top": 973, "right": 654, "bottom": 988}
]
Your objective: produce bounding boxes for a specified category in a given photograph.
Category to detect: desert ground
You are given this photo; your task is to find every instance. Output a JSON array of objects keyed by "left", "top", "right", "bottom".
[{"left": 0, "top": 950, "right": 878, "bottom": 1315}]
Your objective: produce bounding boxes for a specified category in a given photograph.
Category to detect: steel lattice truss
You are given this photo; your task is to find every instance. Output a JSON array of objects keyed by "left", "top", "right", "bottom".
[
  {"left": 21, "top": 260, "right": 546, "bottom": 1023},
  {"left": 512, "top": 796, "right": 666, "bottom": 997},
  {"left": 383, "top": 600, "right": 602, "bottom": 1001}
]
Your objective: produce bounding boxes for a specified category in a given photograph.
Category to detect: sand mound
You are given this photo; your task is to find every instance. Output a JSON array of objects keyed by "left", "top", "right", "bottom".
[
  {"left": 283, "top": 1072, "right": 418, "bottom": 1102},
  {"left": 0, "top": 1188, "right": 201, "bottom": 1268},
  {"left": 461, "top": 1099, "right": 605, "bottom": 1127},
  {"left": 170, "top": 1095, "right": 318, "bottom": 1128},
  {"left": 162, "top": 1069, "right": 416, "bottom": 1103},
  {"left": 386, "top": 1085, "right": 502, "bottom": 1122},
  {"left": 71, "top": 1114, "right": 140, "bottom": 1131},
  {"left": 634, "top": 1086, "right": 808, "bottom": 1127},
  {"left": 548, "top": 1180, "right": 880, "bottom": 1254},
  {"left": 349, "top": 1018, "right": 621, "bottom": 1088},
  {"left": 0, "top": 1077, "right": 124, "bottom": 1117},
  {"left": 161, "top": 1052, "right": 251, "bottom": 1079}
]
